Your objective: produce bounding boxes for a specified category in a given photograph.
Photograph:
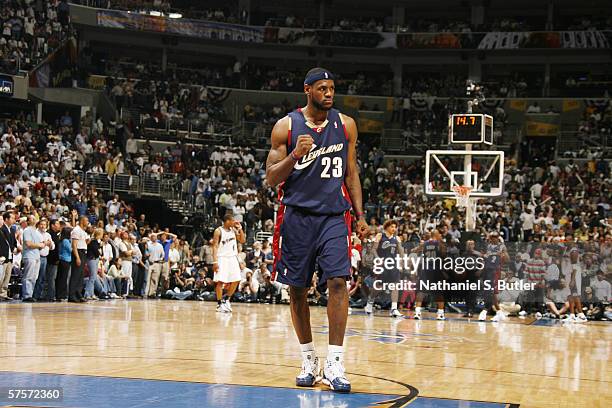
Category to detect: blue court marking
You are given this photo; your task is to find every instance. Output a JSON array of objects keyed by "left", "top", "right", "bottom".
[
  {"left": 410, "top": 398, "right": 510, "bottom": 408},
  {"left": 0, "top": 372, "right": 511, "bottom": 408}
]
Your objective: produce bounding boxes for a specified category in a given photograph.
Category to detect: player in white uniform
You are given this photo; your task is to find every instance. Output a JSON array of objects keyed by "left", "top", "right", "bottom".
[
  {"left": 561, "top": 248, "right": 587, "bottom": 323},
  {"left": 212, "top": 213, "right": 246, "bottom": 312}
]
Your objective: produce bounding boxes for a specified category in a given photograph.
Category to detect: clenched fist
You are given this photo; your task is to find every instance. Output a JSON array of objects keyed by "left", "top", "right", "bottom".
[
  {"left": 292, "top": 135, "right": 314, "bottom": 159},
  {"left": 355, "top": 218, "right": 369, "bottom": 238}
]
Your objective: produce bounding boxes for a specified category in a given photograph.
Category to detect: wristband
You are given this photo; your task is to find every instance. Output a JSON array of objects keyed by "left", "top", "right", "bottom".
[
  {"left": 355, "top": 212, "right": 364, "bottom": 218},
  {"left": 212, "top": 261, "right": 218, "bottom": 264},
  {"left": 290, "top": 150, "right": 301, "bottom": 161}
]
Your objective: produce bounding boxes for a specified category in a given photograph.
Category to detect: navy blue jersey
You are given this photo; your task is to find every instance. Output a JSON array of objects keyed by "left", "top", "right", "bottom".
[
  {"left": 423, "top": 239, "right": 442, "bottom": 271},
  {"left": 279, "top": 108, "right": 352, "bottom": 214},
  {"left": 377, "top": 233, "right": 399, "bottom": 260},
  {"left": 485, "top": 242, "right": 506, "bottom": 270}
]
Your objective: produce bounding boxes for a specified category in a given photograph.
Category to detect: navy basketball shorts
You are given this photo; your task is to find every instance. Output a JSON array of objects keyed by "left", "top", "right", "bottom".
[
  {"left": 382, "top": 268, "right": 400, "bottom": 284},
  {"left": 417, "top": 268, "right": 443, "bottom": 294},
  {"left": 272, "top": 205, "right": 352, "bottom": 288}
]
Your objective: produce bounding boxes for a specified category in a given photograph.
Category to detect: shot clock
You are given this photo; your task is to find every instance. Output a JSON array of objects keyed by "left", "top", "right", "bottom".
[{"left": 449, "top": 114, "right": 493, "bottom": 145}]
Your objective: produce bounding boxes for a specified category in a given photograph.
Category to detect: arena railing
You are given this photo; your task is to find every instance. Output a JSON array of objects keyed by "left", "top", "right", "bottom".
[
  {"left": 556, "top": 130, "right": 611, "bottom": 159},
  {"left": 84, "top": 171, "right": 185, "bottom": 198},
  {"left": 85, "top": 171, "right": 112, "bottom": 192},
  {"left": 139, "top": 116, "right": 236, "bottom": 144},
  {"left": 113, "top": 174, "right": 140, "bottom": 194},
  {"left": 140, "top": 173, "right": 162, "bottom": 196}
]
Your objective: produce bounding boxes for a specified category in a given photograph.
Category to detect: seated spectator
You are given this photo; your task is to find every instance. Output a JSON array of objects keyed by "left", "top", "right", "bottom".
[
  {"left": 592, "top": 270, "right": 611, "bottom": 302},
  {"left": 107, "top": 257, "right": 128, "bottom": 298},
  {"left": 164, "top": 267, "right": 194, "bottom": 300},
  {"left": 545, "top": 279, "right": 571, "bottom": 318},
  {"left": 583, "top": 286, "right": 603, "bottom": 320},
  {"left": 238, "top": 261, "right": 257, "bottom": 301},
  {"left": 498, "top": 270, "right": 523, "bottom": 316}
]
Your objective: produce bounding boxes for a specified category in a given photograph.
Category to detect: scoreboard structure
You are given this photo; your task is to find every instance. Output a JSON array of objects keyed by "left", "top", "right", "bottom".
[{"left": 449, "top": 114, "right": 493, "bottom": 145}]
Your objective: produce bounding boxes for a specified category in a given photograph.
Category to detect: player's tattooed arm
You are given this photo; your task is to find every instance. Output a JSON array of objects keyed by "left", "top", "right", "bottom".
[
  {"left": 266, "top": 117, "right": 313, "bottom": 187},
  {"left": 211, "top": 227, "right": 220, "bottom": 272}
]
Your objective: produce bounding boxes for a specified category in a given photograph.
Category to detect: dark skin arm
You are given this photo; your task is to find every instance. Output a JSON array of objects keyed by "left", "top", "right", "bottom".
[
  {"left": 265, "top": 116, "right": 313, "bottom": 188},
  {"left": 233, "top": 221, "right": 246, "bottom": 244},
  {"left": 342, "top": 114, "right": 368, "bottom": 235}
]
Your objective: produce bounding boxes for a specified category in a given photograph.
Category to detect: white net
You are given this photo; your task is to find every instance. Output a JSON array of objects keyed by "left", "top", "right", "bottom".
[{"left": 452, "top": 185, "right": 473, "bottom": 207}]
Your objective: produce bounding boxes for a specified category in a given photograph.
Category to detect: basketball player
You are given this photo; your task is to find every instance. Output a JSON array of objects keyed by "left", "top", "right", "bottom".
[
  {"left": 414, "top": 229, "right": 446, "bottom": 320},
  {"left": 562, "top": 248, "right": 587, "bottom": 323},
  {"left": 266, "top": 67, "right": 368, "bottom": 393},
  {"left": 479, "top": 231, "right": 509, "bottom": 322},
  {"left": 365, "top": 220, "right": 403, "bottom": 317},
  {"left": 212, "top": 214, "right": 246, "bottom": 313}
]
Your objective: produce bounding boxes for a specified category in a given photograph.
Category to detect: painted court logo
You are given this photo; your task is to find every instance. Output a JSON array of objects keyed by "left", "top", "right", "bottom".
[{"left": 293, "top": 143, "right": 344, "bottom": 170}]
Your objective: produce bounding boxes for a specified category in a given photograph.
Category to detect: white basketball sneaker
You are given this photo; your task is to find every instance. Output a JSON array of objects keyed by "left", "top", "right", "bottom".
[
  {"left": 478, "top": 310, "right": 488, "bottom": 321},
  {"left": 365, "top": 301, "right": 373, "bottom": 315},
  {"left": 390, "top": 308, "right": 402, "bottom": 318},
  {"left": 322, "top": 358, "right": 351, "bottom": 393},
  {"left": 296, "top": 355, "right": 321, "bottom": 387},
  {"left": 562, "top": 314, "right": 575, "bottom": 323},
  {"left": 216, "top": 301, "right": 230, "bottom": 313},
  {"left": 575, "top": 314, "right": 587, "bottom": 323},
  {"left": 225, "top": 300, "right": 233, "bottom": 312},
  {"left": 491, "top": 310, "right": 506, "bottom": 322}
]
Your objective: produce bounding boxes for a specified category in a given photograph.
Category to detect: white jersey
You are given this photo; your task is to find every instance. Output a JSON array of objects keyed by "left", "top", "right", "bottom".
[{"left": 218, "top": 227, "right": 237, "bottom": 258}]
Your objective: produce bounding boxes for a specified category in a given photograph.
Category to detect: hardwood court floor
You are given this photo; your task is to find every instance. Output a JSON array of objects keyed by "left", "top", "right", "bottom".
[{"left": 0, "top": 300, "right": 610, "bottom": 408}]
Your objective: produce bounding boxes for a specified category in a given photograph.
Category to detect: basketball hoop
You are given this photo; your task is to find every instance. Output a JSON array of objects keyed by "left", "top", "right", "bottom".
[{"left": 452, "top": 185, "right": 473, "bottom": 207}]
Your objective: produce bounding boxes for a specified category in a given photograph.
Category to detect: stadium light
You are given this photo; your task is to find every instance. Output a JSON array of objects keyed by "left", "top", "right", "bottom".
[
  {"left": 169, "top": 13, "right": 183, "bottom": 19},
  {"left": 149, "top": 11, "right": 162, "bottom": 17}
]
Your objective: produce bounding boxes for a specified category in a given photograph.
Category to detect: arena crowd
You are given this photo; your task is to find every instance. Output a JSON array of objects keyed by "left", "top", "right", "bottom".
[
  {"left": 0, "top": 104, "right": 610, "bottom": 321},
  {"left": 0, "top": 0, "right": 71, "bottom": 73}
]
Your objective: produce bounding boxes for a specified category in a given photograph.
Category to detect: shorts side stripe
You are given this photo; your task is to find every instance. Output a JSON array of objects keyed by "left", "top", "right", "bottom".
[{"left": 271, "top": 204, "right": 286, "bottom": 282}]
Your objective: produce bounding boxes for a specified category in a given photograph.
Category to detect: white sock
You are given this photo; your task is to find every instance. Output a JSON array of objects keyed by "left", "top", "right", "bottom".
[
  {"left": 327, "top": 345, "right": 344, "bottom": 363},
  {"left": 415, "top": 306, "right": 421, "bottom": 314},
  {"left": 570, "top": 313, "right": 575, "bottom": 318},
  {"left": 391, "top": 302, "right": 398, "bottom": 310},
  {"left": 300, "top": 342, "right": 315, "bottom": 361},
  {"left": 437, "top": 309, "right": 445, "bottom": 315}
]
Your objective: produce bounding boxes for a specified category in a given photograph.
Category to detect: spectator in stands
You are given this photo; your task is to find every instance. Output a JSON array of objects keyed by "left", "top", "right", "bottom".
[
  {"left": 21, "top": 216, "right": 49, "bottom": 302},
  {"left": 545, "top": 278, "right": 570, "bottom": 318},
  {"left": 84, "top": 228, "right": 103, "bottom": 300},
  {"left": 57, "top": 226, "right": 72, "bottom": 302},
  {"left": 525, "top": 248, "right": 546, "bottom": 316},
  {"left": 592, "top": 270, "right": 611, "bottom": 302},
  {"left": 146, "top": 233, "right": 165, "bottom": 297},
  {"left": 44, "top": 218, "right": 62, "bottom": 301},
  {"left": 69, "top": 215, "right": 90, "bottom": 303},
  {"left": 33, "top": 218, "right": 54, "bottom": 300}
]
